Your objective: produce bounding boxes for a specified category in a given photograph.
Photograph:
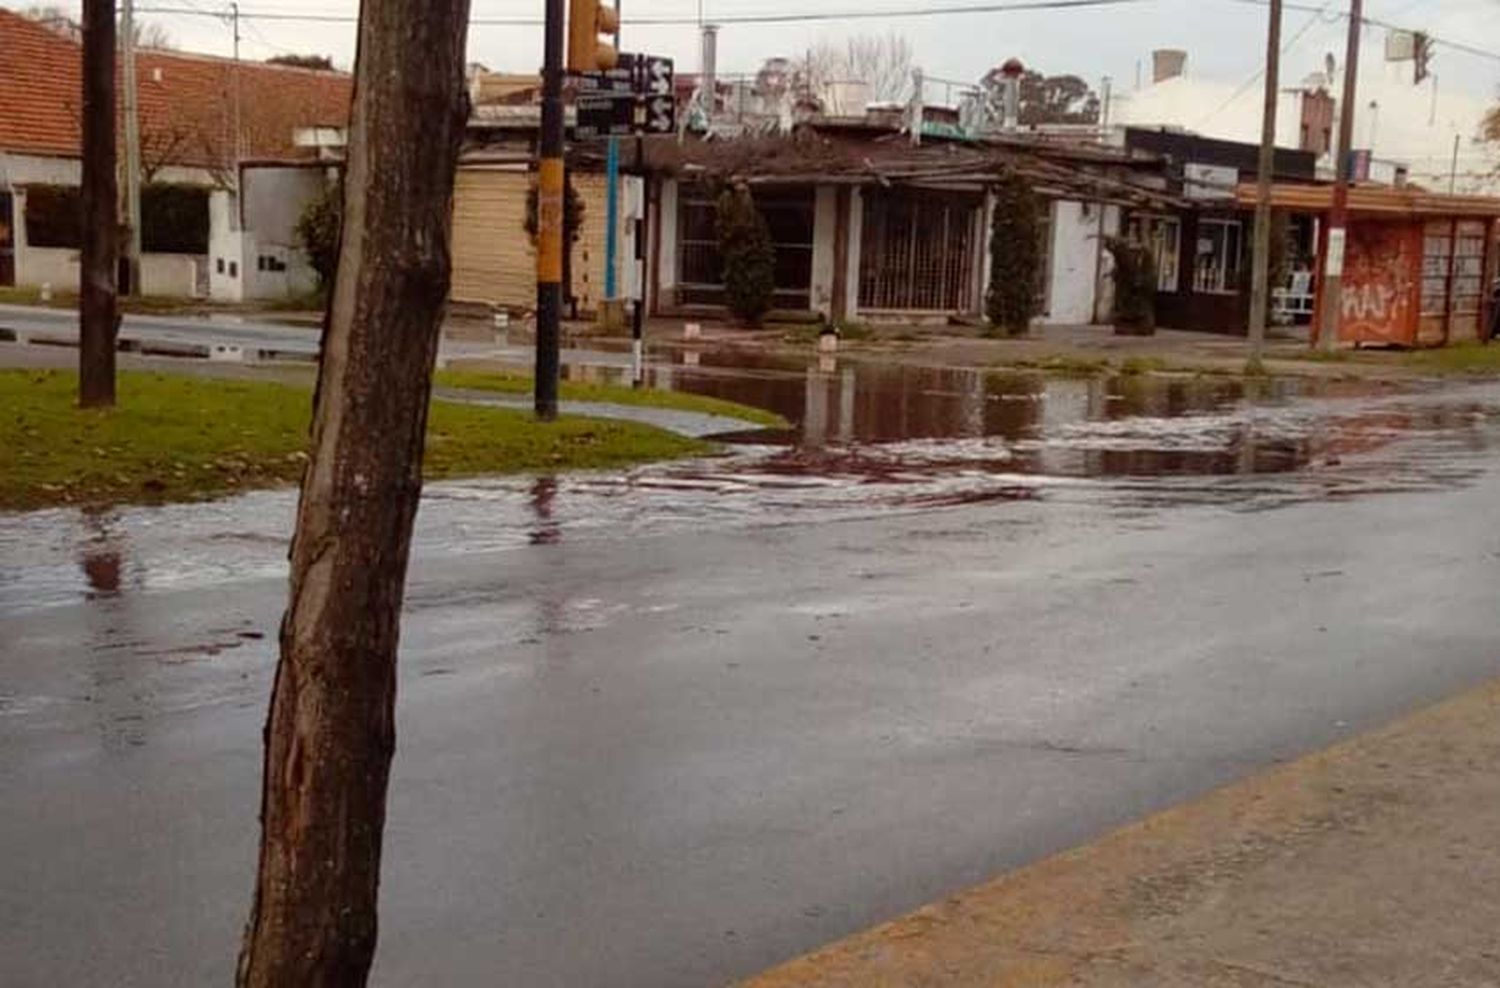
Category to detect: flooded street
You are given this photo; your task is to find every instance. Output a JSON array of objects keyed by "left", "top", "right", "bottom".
[
  {"left": 3, "top": 364, "right": 1500, "bottom": 987},
  {"left": 2, "top": 361, "right": 1489, "bottom": 617}
]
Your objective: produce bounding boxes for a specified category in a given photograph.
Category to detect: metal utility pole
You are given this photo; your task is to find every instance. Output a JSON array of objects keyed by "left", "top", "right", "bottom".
[
  {"left": 79, "top": 0, "right": 119, "bottom": 408},
  {"left": 1316, "top": 0, "right": 1362, "bottom": 353},
  {"left": 604, "top": 0, "right": 622, "bottom": 325},
  {"left": 1247, "top": 0, "right": 1282, "bottom": 365},
  {"left": 631, "top": 133, "right": 647, "bottom": 387},
  {"left": 536, "top": 0, "right": 565, "bottom": 420},
  {"left": 604, "top": 136, "right": 620, "bottom": 304},
  {"left": 121, "top": 0, "right": 143, "bottom": 297},
  {"left": 230, "top": 2, "right": 243, "bottom": 191}
]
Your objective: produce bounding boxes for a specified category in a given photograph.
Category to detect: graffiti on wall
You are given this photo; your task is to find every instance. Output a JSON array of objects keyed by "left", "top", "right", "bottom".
[{"left": 1339, "top": 222, "right": 1417, "bottom": 344}]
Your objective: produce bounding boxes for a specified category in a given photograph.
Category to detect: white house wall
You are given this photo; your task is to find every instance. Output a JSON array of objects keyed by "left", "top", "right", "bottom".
[
  {"left": 4, "top": 152, "right": 223, "bottom": 298},
  {"left": 2, "top": 152, "right": 217, "bottom": 188},
  {"left": 141, "top": 254, "right": 202, "bottom": 296},
  {"left": 1093, "top": 204, "right": 1122, "bottom": 323},
  {"left": 0, "top": 153, "right": 81, "bottom": 187},
  {"left": 239, "top": 166, "right": 326, "bottom": 301},
  {"left": 1041, "top": 199, "right": 1106, "bottom": 326},
  {"left": 810, "top": 186, "right": 837, "bottom": 318},
  {"left": 843, "top": 187, "right": 862, "bottom": 319},
  {"left": 208, "top": 189, "right": 248, "bottom": 302},
  {"left": 13, "top": 244, "right": 201, "bottom": 297},
  {"left": 656, "top": 179, "right": 679, "bottom": 306},
  {"left": 15, "top": 247, "right": 76, "bottom": 292}
]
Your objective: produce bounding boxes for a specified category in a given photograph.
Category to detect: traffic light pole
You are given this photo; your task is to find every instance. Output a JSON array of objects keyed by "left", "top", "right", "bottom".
[
  {"left": 1316, "top": 0, "right": 1362, "bottom": 353},
  {"left": 632, "top": 133, "right": 647, "bottom": 387},
  {"left": 535, "top": 0, "right": 566, "bottom": 421}
]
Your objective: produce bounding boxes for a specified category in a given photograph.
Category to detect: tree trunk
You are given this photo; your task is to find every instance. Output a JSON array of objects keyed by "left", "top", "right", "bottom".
[
  {"left": 79, "top": 0, "right": 118, "bottom": 408},
  {"left": 235, "top": 1, "right": 470, "bottom": 984}
]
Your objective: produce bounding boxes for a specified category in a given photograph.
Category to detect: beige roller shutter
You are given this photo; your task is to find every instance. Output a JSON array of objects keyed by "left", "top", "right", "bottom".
[
  {"left": 451, "top": 167, "right": 533, "bottom": 308},
  {"left": 450, "top": 166, "right": 621, "bottom": 314}
]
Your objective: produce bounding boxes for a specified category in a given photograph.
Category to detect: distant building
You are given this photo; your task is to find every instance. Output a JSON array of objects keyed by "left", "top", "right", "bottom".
[
  {"left": 0, "top": 8, "right": 351, "bottom": 300},
  {"left": 1112, "top": 45, "right": 1500, "bottom": 195},
  {"left": 452, "top": 102, "right": 1182, "bottom": 329}
]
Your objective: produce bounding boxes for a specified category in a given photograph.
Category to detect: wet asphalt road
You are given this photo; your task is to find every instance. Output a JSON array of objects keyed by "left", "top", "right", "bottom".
[
  {"left": 3, "top": 383, "right": 1500, "bottom": 987},
  {"left": 0, "top": 303, "right": 502, "bottom": 363}
]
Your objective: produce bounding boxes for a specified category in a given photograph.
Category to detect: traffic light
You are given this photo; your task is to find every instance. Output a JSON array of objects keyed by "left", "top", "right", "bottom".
[
  {"left": 568, "top": 0, "right": 619, "bottom": 73},
  {"left": 1414, "top": 32, "right": 1433, "bottom": 85}
]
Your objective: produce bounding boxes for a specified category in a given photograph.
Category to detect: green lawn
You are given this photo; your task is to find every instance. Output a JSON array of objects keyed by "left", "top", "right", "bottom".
[
  {"left": 434, "top": 369, "right": 788, "bottom": 428},
  {"left": 1, "top": 370, "right": 710, "bottom": 512},
  {"left": 1400, "top": 342, "right": 1500, "bottom": 375}
]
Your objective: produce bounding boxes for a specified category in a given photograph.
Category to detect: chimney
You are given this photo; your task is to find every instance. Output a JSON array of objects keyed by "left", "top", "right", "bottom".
[
  {"left": 700, "top": 24, "right": 719, "bottom": 118},
  {"left": 1152, "top": 49, "right": 1187, "bottom": 84},
  {"left": 998, "top": 57, "right": 1025, "bottom": 131}
]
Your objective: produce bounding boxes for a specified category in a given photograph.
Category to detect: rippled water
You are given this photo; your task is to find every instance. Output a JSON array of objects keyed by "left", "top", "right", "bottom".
[{"left": 3, "top": 368, "right": 1496, "bottom": 617}]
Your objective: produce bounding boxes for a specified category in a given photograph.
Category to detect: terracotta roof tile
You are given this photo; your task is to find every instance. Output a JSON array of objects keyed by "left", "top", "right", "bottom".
[{"left": 0, "top": 8, "right": 351, "bottom": 171}]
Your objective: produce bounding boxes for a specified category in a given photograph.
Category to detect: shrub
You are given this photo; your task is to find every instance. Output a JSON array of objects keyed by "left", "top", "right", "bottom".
[
  {"left": 523, "top": 179, "right": 586, "bottom": 248},
  {"left": 141, "top": 184, "right": 209, "bottom": 254},
  {"left": 1105, "top": 236, "right": 1158, "bottom": 335},
  {"left": 23, "top": 185, "right": 83, "bottom": 248},
  {"left": 985, "top": 169, "right": 1043, "bottom": 337},
  {"left": 295, "top": 181, "right": 342, "bottom": 287},
  {"left": 25, "top": 183, "right": 208, "bottom": 254},
  {"left": 715, "top": 184, "right": 776, "bottom": 327}
]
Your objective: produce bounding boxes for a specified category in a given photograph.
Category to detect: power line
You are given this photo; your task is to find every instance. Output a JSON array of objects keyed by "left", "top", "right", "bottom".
[
  {"left": 1229, "top": 0, "right": 1500, "bottom": 65},
  {"left": 127, "top": 0, "right": 1500, "bottom": 65},
  {"left": 1192, "top": 0, "right": 1338, "bottom": 129},
  {"left": 134, "top": 0, "right": 1156, "bottom": 28}
]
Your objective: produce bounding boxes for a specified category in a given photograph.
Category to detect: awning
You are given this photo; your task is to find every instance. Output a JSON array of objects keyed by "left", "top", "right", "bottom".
[{"left": 1234, "top": 182, "right": 1500, "bottom": 219}]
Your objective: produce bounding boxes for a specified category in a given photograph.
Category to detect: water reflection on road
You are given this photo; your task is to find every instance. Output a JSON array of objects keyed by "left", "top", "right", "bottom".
[{"left": 1, "top": 354, "right": 1496, "bottom": 617}]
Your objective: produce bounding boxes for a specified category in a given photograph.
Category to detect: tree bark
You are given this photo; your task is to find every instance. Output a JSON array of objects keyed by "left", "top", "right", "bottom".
[
  {"left": 79, "top": 0, "right": 118, "bottom": 408},
  {"left": 236, "top": 1, "right": 470, "bottom": 984}
]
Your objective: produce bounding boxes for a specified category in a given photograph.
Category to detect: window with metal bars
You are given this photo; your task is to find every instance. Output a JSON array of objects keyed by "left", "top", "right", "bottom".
[
  {"left": 676, "top": 184, "right": 814, "bottom": 310},
  {"left": 858, "top": 190, "right": 980, "bottom": 312}
]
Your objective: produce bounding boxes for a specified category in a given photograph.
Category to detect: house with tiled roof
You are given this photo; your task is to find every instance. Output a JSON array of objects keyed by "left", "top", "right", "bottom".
[{"left": 0, "top": 6, "right": 351, "bottom": 300}]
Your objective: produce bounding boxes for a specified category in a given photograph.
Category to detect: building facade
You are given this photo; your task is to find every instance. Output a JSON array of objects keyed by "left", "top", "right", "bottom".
[{"left": 0, "top": 8, "right": 350, "bottom": 301}]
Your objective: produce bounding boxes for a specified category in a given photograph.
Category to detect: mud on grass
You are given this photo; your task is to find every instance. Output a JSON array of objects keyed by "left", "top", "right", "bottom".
[
  {"left": 434, "top": 369, "right": 788, "bottom": 427},
  {"left": 1, "top": 369, "right": 710, "bottom": 511}
]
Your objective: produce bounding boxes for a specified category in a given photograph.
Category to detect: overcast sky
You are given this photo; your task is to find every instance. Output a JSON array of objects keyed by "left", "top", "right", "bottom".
[{"left": 24, "top": 0, "right": 1500, "bottom": 107}]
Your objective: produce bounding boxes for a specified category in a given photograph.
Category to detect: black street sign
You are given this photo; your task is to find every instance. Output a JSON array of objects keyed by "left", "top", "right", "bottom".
[
  {"left": 643, "top": 94, "right": 674, "bottom": 134},
  {"left": 576, "top": 53, "right": 636, "bottom": 95},
  {"left": 575, "top": 92, "right": 636, "bottom": 139},
  {"left": 638, "top": 55, "right": 675, "bottom": 134},
  {"left": 572, "top": 53, "right": 675, "bottom": 137}
]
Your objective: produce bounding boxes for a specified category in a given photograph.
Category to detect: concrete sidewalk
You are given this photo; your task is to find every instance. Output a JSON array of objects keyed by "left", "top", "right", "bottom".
[{"left": 746, "top": 678, "right": 1500, "bottom": 987}]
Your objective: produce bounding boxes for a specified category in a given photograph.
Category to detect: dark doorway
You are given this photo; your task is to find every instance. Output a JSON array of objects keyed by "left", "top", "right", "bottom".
[{"left": 0, "top": 192, "right": 15, "bottom": 286}]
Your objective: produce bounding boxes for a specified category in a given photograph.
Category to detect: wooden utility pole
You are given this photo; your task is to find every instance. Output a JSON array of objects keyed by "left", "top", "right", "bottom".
[
  {"left": 79, "top": 0, "right": 119, "bottom": 408},
  {"left": 1449, "top": 132, "right": 1461, "bottom": 193},
  {"left": 1317, "top": 0, "right": 1363, "bottom": 353},
  {"left": 1247, "top": 0, "right": 1282, "bottom": 366},
  {"left": 235, "top": 0, "right": 471, "bottom": 983}
]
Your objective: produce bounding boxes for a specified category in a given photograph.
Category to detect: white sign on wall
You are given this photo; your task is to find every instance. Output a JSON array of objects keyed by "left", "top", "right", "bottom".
[{"left": 1184, "top": 162, "right": 1238, "bottom": 201}]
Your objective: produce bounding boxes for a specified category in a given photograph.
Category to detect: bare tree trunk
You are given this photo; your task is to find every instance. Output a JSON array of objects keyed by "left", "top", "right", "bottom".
[
  {"left": 236, "top": 1, "right": 470, "bottom": 984},
  {"left": 79, "top": 0, "right": 118, "bottom": 408}
]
